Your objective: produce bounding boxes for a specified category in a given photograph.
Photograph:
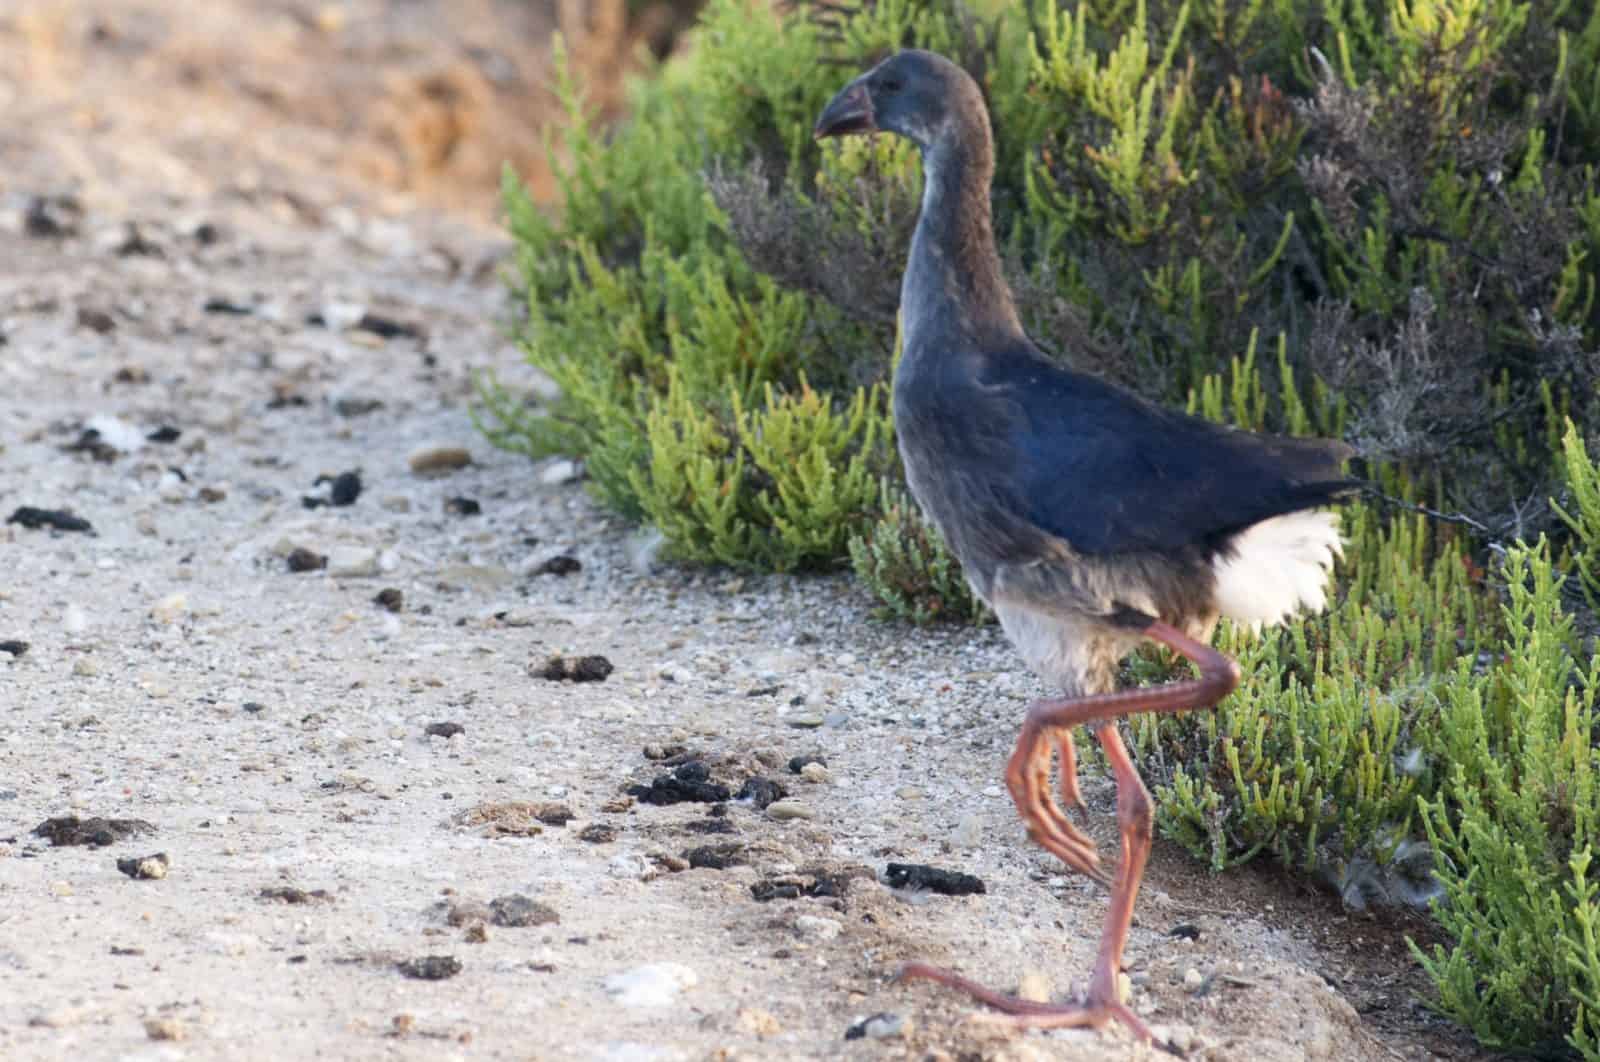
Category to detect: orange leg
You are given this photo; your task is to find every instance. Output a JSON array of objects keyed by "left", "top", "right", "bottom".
[{"left": 898, "top": 621, "right": 1241, "bottom": 1044}]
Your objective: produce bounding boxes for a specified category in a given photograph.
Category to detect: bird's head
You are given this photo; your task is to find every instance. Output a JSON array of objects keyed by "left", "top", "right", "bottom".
[{"left": 813, "top": 50, "right": 977, "bottom": 151}]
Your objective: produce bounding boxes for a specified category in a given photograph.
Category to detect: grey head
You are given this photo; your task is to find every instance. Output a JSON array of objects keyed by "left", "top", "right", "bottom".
[{"left": 813, "top": 49, "right": 989, "bottom": 153}]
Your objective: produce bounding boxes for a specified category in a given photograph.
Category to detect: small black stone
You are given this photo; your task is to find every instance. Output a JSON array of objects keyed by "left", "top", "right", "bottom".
[
  {"left": 444, "top": 496, "right": 481, "bottom": 517},
  {"left": 260, "top": 886, "right": 333, "bottom": 904},
  {"left": 569, "top": 655, "right": 613, "bottom": 682},
  {"left": 356, "top": 313, "right": 424, "bottom": 340},
  {"left": 1168, "top": 923, "right": 1203, "bottom": 941},
  {"left": 787, "top": 755, "right": 827, "bottom": 774},
  {"left": 33, "top": 815, "right": 155, "bottom": 847},
  {"left": 736, "top": 776, "right": 786, "bottom": 810},
  {"left": 286, "top": 548, "right": 326, "bottom": 573},
  {"left": 374, "top": 588, "right": 404, "bottom": 612},
  {"left": 8, "top": 507, "right": 94, "bottom": 534},
  {"left": 0, "top": 640, "right": 29, "bottom": 657},
  {"left": 146, "top": 425, "right": 182, "bottom": 444},
  {"left": 115, "top": 852, "right": 169, "bottom": 880},
  {"left": 627, "top": 774, "right": 731, "bottom": 806},
  {"left": 202, "top": 297, "right": 254, "bottom": 315},
  {"left": 397, "top": 955, "right": 461, "bottom": 980},
  {"left": 425, "top": 722, "right": 465, "bottom": 739},
  {"left": 673, "top": 761, "right": 710, "bottom": 783},
  {"left": 684, "top": 844, "right": 745, "bottom": 870},
  {"left": 884, "top": 862, "right": 986, "bottom": 896},
  {"left": 327, "top": 471, "right": 362, "bottom": 506},
  {"left": 536, "top": 554, "right": 582, "bottom": 576},
  {"left": 489, "top": 895, "right": 559, "bottom": 928}
]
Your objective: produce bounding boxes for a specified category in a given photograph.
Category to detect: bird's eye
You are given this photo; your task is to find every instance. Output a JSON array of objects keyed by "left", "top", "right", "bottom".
[{"left": 879, "top": 75, "right": 904, "bottom": 94}]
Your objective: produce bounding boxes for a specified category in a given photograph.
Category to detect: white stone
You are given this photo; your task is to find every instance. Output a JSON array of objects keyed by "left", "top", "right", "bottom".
[
  {"left": 326, "top": 546, "right": 379, "bottom": 577},
  {"left": 539, "top": 458, "right": 582, "bottom": 485},
  {"left": 793, "top": 914, "right": 842, "bottom": 941},
  {"left": 603, "top": 962, "right": 698, "bottom": 1007}
]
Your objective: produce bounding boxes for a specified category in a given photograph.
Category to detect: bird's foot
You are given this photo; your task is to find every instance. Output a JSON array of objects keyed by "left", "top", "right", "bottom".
[{"left": 896, "top": 963, "right": 1182, "bottom": 1054}]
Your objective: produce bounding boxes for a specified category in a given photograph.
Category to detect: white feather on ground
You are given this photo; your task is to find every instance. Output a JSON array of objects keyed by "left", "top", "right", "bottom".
[{"left": 1212, "top": 510, "right": 1343, "bottom": 629}]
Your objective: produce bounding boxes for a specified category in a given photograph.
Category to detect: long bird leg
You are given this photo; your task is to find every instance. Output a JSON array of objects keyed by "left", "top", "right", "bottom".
[{"left": 898, "top": 620, "right": 1240, "bottom": 1043}]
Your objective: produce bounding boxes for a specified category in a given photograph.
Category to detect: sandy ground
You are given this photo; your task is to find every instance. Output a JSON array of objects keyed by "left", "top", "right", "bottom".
[{"left": 1, "top": 4, "right": 1497, "bottom": 1061}]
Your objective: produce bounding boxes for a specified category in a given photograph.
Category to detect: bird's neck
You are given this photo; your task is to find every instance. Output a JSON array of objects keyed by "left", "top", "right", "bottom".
[{"left": 902, "top": 130, "right": 1023, "bottom": 355}]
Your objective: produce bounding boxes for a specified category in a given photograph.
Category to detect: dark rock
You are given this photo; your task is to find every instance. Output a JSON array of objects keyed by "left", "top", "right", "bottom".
[
  {"left": 424, "top": 722, "right": 464, "bottom": 739},
  {"left": 303, "top": 470, "right": 361, "bottom": 509},
  {"left": 146, "top": 426, "right": 182, "bottom": 444},
  {"left": 578, "top": 823, "right": 617, "bottom": 844},
  {"left": 61, "top": 428, "right": 121, "bottom": 462},
  {"left": 1168, "top": 923, "right": 1202, "bottom": 941},
  {"left": 242, "top": 701, "right": 266, "bottom": 714},
  {"left": 333, "top": 397, "right": 384, "bottom": 417},
  {"left": 112, "top": 223, "right": 161, "bottom": 257},
  {"left": 260, "top": 886, "right": 333, "bottom": 904},
  {"left": 628, "top": 773, "right": 731, "bottom": 806},
  {"left": 534, "top": 804, "right": 574, "bottom": 826},
  {"left": 736, "top": 776, "right": 786, "bottom": 810},
  {"left": 356, "top": 313, "right": 424, "bottom": 340},
  {"left": 444, "top": 496, "right": 481, "bottom": 517},
  {"left": 673, "top": 761, "right": 710, "bottom": 783},
  {"left": 24, "top": 195, "right": 82, "bottom": 238},
  {"left": 397, "top": 955, "right": 461, "bottom": 980},
  {"left": 680, "top": 817, "right": 737, "bottom": 835},
  {"left": 33, "top": 815, "right": 155, "bottom": 847},
  {"left": 685, "top": 844, "right": 745, "bottom": 870},
  {"left": 115, "top": 852, "right": 169, "bottom": 880},
  {"left": 489, "top": 894, "right": 560, "bottom": 928},
  {"left": 286, "top": 548, "right": 326, "bottom": 573},
  {"left": 537, "top": 655, "right": 613, "bottom": 682},
  {"left": 535, "top": 554, "right": 582, "bottom": 576},
  {"left": 8, "top": 507, "right": 94, "bottom": 534},
  {"left": 751, "top": 867, "right": 857, "bottom": 903},
  {"left": 0, "top": 640, "right": 28, "bottom": 657},
  {"left": 202, "top": 297, "right": 253, "bottom": 315},
  {"left": 884, "top": 862, "right": 986, "bottom": 896},
  {"left": 76, "top": 306, "right": 117, "bottom": 334},
  {"left": 787, "top": 755, "right": 828, "bottom": 774},
  {"left": 373, "top": 588, "right": 404, "bottom": 612}
]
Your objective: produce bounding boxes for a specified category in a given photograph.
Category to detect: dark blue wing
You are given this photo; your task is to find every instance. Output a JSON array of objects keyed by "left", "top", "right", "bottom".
[{"left": 975, "top": 345, "right": 1355, "bottom": 556}]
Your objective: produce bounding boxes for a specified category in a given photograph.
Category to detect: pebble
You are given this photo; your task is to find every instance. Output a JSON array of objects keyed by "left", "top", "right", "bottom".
[
  {"left": 786, "top": 713, "right": 825, "bottom": 729},
  {"left": 1016, "top": 970, "right": 1052, "bottom": 1003},
  {"left": 116, "top": 852, "right": 169, "bottom": 880},
  {"left": 734, "top": 1007, "right": 781, "bottom": 1037},
  {"left": 894, "top": 786, "right": 924, "bottom": 801},
  {"left": 408, "top": 444, "right": 472, "bottom": 475},
  {"left": 326, "top": 546, "right": 379, "bottom": 577},
  {"left": 608, "top": 853, "right": 656, "bottom": 881},
  {"left": 539, "top": 458, "right": 581, "bottom": 485},
  {"left": 1183, "top": 967, "right": 1204, "bottom": 990},
  {"left": 766, "top": 800, "right": 814, "bottom": 821},
  {"left": 844, "top": 1012, "right": 910, "bottom": 1040},
  {"left": 658, "top": 662, "right": 693, "bottom": 684},
  {"left": 143, "top": 1017, "right": 186, "bottom": 1041},
  {"left": 953, "top": 813, "right": 984, "bottom": 848},
  {"left": 603, "top": 962, "right": 698, "bottom": 1007},
  {"left": 798, "top": 762, "right": 830, "bottom": 784},
  {"left": 792, "top": 914, "right": 842, "bottom": 941},
  {"left": 150, "top": 593, "right": 188, "bottom": 624}
]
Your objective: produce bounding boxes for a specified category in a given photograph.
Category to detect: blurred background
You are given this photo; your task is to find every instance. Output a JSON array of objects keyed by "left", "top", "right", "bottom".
[{"left": 0, "top": 0, "right": 707, "bottom": 222}]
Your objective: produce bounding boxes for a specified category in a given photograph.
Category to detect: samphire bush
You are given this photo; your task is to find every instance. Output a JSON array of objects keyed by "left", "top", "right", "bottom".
[{"left": 486, "top": 0, "right": 1600, "bottom": 1054}]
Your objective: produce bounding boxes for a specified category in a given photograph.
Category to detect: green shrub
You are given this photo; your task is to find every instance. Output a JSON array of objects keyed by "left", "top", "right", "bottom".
[{"left": 1411, "top": 542, "right": 1600, "bottom": 1059}]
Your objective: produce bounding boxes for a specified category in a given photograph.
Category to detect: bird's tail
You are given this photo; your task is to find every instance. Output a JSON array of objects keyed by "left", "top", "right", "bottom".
[{"left": 1212, "top": 509, "right": 1343, "bottom": 630}]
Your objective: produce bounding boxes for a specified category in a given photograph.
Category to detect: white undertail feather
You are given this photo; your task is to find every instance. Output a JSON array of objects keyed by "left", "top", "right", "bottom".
[{"left": 1212, "top": 510, "right": 1343, "bottom": 630}]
